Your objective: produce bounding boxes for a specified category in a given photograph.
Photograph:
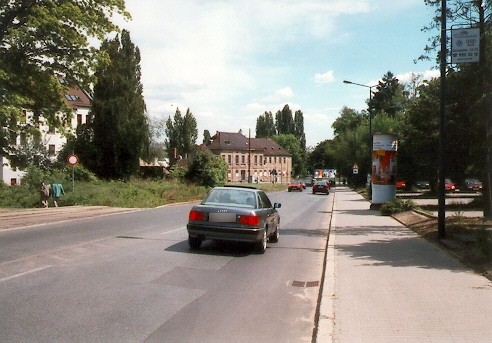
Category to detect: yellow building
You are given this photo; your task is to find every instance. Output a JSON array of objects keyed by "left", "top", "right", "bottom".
[{"left": 201, "top": 131, "right": 292, "bottom": 184}]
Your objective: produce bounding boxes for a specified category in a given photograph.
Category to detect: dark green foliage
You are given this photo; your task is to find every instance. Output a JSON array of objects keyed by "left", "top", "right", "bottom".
[
  {"left": 186, "top": 150, "right": 228, "bottom": 187},
  {"left": 380, "top": 198, "right": 417, "bottom": 216},
  {"left": 91, "top": 30, "right": 148, "bottom": 179},
  {"left": 0, "top": 0, "right": 128, "bottom": 157},
  {"left": 255, "top": 111, "right": 276, "bottom": 138},
  {"left": 256, "top": 105, "right": 307, "bottom": 175},
  {"left": 273, "top": 134, "right": 304, "bottom": 177},
  {"left": 164, "top": 107, "right": 198, "bottom": 165}
]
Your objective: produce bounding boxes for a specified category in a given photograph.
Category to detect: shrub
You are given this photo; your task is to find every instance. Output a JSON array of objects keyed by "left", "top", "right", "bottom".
[{"left": 380, "top": 198, "right": 417, "bottom": 215}]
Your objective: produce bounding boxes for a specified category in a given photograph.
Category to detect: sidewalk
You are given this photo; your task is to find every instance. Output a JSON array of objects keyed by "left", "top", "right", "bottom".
[{"left": 317, "top": 187, "right": 492, "bottom": 342}]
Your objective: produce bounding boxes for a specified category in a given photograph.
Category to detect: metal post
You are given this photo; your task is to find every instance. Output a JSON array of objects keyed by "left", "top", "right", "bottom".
[{"left": 438, "top": 0, "right": 447, "bottom": 238}]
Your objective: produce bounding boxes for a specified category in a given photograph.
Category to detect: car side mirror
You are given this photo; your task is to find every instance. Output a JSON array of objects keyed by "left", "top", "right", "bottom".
[{"left": 274, "top": 203, "right": 281, "bottom": 209}]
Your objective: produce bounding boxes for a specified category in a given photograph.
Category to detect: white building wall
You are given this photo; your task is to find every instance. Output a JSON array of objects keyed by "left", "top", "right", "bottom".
[{"left": 2, "top": 107, "right": 91, "bottom": 185}]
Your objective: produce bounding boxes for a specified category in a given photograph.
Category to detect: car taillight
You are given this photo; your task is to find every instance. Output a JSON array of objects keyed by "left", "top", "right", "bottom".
[
  {"left": 189, "top": 210, "right": 206, "bottom": 221},
  {"left": 239, "top": 215, "right": 260, "bottom": 226}
]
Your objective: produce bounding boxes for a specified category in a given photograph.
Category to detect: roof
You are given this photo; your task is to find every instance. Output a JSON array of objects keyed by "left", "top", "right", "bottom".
[
  {"left": 59, "top": 78, "right": 92, "bottom": 110},
  {"left": 203, "top": 131, "right": 291, "bottom": 156}
]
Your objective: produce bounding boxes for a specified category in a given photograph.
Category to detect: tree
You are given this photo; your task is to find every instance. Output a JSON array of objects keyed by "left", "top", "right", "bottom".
[
  {"left": 186, "top": 149, "right": 228, "bottom": 187},
  {"left": 0, "top": 0, "right": 128, "bottom": 158},
  {"left": 164, "top": 107, "right": 198, "bottom": 164},
  {"left": 91, "top": 30, "right": 148, "bottom": 179},
  {"left": 368, "top": 71, "right": 408, "bottom": 118},
  {"left": 421, "top": 0, "right": 492, "bottom": 218},
  {"left": 275, "top": 104, "right": 294, "bottom": 135},
  {"left": 255, "top": 111, "right": 276, "bottom": 138},
  {"left": 332, "top": 106, "right": 365, "bottom": 136},
  {"left": 272, "top": 134, "right": 304, "bottom": 177}
]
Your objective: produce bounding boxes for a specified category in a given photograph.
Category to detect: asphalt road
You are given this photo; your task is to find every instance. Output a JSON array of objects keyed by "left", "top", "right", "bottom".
[{"left": 0, "top": 189, "right": 333, "bottom": 342}]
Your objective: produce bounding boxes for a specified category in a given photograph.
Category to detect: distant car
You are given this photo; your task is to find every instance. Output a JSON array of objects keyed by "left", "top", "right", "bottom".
[
  {"left": 303, "top": 177, "right": 314, "bottom": 187},
  {"left": 415, "top": 180, "right": 430, "bottom": 190},
  {"left": 464, "top": 178, "right": 482, "bottom": 192},
  {"left": 187, "top": 186, "right": 281, "bottom": 254},
  {"left": 445, "top": 179, "right": 456, "bottom": 192},
  {"left": 395, "top": 180, "right": 406, "bottom": 190},
  {"left": 288, "top": 180, "right": 304, "bottom": 192},
  {"left": 435, "top": 179, "right": 456, "bottom": 192},
  {"left": 312, "top": 180, "right": 330, "bottom": 195}
]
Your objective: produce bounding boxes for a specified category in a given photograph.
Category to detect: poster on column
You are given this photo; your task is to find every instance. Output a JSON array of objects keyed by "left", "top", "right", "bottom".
[{"left": 371, "top": 134, "right": 397, "bottom": 205}]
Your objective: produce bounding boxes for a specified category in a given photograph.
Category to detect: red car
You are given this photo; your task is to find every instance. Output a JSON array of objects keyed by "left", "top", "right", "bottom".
[
  {"left": 288, "top": 180, "right": 303, "bottom": 192},
  {"left": 445, "top": 179, "right": 456, "bottom": 192},
  {"left": 396, "top": 180, "right": 406, "bottom": 190}
]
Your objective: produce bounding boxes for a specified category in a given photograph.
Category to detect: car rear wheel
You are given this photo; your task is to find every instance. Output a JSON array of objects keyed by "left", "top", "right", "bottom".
[
  {"left": 256, "top": 229, "right": 267, "bottom": 254},
  {"left": 189, "top": 236, "right": 202, "bottom": 250},
  {"left": 269, "top": 224, "right": 279, "bottom": 243}
]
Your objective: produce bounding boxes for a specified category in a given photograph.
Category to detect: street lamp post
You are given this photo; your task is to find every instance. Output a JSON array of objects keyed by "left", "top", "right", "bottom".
[{"left": 343, "top": 80, "right": 377, "bottom": 198}]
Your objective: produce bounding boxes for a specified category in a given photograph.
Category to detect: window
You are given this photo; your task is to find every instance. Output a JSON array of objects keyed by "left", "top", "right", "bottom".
[
  {"left": 48, "top": 125, "right": 55, "bottom": 134},
  {"left": 228, "top": 155, "right": 232, "bottom": 164},
  {"left": 86, "top": 114, "right": 92, "bottom": 125},
  {"left": 241, "top": 155, "right": 245, "bottom": 164},
  {"left": 254, "top": 155, "right": 257, "bottom": 164},
  {"left": 235, "top": 155, "right": 239, "bottom": 164},
  {"left": 10, "top": 178, "right": 17, "bottom": 186},
  {"left": 77, "top": 114, "right": 82, "bottom": 126},
  {"left": 65, "top": 94, "right": 80, "bottom": 101},
  {"left": 9, "top": 132, "right": 16, "bottom": 145},
  {"left": 48, "top": 144, "right": 56, "bottom": 156}
]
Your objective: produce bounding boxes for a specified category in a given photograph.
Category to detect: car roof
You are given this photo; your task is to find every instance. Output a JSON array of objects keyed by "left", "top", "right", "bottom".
[{"left": 214, "top": 185, "right": 260, "bottom": 192}]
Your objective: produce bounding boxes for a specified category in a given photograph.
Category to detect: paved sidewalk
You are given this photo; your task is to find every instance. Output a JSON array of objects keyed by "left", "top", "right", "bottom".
[{"left": 317, "top": 187, "right": 491, "bottom": 342}]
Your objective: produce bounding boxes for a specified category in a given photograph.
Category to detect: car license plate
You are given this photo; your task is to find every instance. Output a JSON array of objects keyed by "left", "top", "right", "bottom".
[{"left": 209, "top": 213, "right": 237, "bottom": 222}]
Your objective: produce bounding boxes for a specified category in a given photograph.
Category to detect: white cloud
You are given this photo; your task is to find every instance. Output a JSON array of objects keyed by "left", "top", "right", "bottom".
[{"left": 314, "top": 70, "right": 335, "bottom": 84}]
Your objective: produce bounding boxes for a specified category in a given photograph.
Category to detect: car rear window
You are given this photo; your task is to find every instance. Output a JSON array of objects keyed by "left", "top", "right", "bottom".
[{"left": 202, "top": 189, "right": 257, "bottom": 208}]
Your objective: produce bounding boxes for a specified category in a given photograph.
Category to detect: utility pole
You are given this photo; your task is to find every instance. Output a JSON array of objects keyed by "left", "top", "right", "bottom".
[
  {"left": 478, "top": 1, "right": 492, "bottom": 219},
  {"left": 438, "top": 0, "right": 447, "bottom": 238}
]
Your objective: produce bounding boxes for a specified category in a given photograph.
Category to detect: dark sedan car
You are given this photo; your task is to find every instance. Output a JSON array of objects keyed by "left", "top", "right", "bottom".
[
  {"left": 312, "top": 180, "right": 330, "bottom": 194},
  {"left": 464, "top": 178, "right": 482, "bottom": 192},
  {"left": 187, "top": 186, "right": 281, "bottom": 254}
]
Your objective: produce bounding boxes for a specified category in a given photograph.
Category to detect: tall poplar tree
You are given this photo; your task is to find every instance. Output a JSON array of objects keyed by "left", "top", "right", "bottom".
[
  {"left": 255, "top": 111, "right": 276, "bottom": 138},
  {"left": 164, "top": 107, "right": 198, "bottom": 164},
  {"left": 91, "top": 30, "right": 148, "bottom": 179}
]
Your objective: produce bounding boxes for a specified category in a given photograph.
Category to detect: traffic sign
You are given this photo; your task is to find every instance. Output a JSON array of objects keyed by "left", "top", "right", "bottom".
[
  {"left": 67, "top": 154, "right": 79, "bottom": 166},
  {"left": 451, "top": 28, "right": 480, "bottom": 64}
]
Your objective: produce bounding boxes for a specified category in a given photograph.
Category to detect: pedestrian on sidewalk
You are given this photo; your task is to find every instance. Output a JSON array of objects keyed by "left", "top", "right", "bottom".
[
  {"left": 51, "top": 182, "right": 65, "bottom": 207},
  {"left": 40, "top": 181, "right": 51, "bottom": 208}
]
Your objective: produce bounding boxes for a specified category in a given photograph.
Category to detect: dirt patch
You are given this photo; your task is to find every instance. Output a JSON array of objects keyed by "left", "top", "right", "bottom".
[{"left": 393, "top": 211, "right": 492, "bottom": 281}]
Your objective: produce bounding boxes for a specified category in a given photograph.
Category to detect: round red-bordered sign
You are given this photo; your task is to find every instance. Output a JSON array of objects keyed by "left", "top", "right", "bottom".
[{"left": 67, "top": 154, "right": 79, "bottom": 166}]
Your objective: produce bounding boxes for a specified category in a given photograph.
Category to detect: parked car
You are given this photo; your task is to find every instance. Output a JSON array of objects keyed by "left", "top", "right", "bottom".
[
  {"left": 312, "top": 180, "right": 330, "bottom": 195},
  {"left": 415, "top": 180, "right": 430, "bottom": 190},
  {"left": 288, "top": 180, "right": 304, "bottom": 192},
  {"left": 442, "top": 178, "right": 456, "bottom": 192},
  {"left": 464, "top": 178, "right": 482, "bottom": 192},
  {"left": 187, "top": 186, "right": 281, "bottom": 254},
  {"left": 435, "top": 179, "right": 456, "bottom": 192},
  {"left": 395, "top": 180, "right": 406, "bottom": 190}
]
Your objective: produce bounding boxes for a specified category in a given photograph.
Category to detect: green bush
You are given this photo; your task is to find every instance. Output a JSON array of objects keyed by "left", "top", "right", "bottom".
[{"left": 380, "top": 198, "right": 417, "bottom": 216}]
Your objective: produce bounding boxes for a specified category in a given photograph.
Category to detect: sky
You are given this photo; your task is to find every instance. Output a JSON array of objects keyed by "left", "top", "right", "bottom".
[{"left": 117, "top": 0, "right": 441, "bottom": 148}]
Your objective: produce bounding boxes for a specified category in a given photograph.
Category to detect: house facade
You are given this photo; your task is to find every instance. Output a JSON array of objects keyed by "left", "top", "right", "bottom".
[
  {"left": 202, "top": 131, "right": 292, "bottom": 184},
  {"left": 1, "top": 83, "right": 92, "bottom": 185}
]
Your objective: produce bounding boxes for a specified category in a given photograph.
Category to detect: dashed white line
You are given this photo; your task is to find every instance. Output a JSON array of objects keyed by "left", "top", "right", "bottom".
[
  {"left": 1, "top": 265, "right": 52, "bottom": 282},
  {"left": 161, "top": 227, "right": 186, "bottom": 235}
]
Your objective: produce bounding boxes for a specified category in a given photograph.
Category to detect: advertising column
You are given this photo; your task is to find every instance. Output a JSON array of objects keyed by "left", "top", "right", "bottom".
[{"left": 371, "top": 134, "right": 397, "bottom": 206}]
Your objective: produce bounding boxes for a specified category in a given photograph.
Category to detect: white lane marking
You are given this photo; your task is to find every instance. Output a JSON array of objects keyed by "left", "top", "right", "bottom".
[
  {"left": 1, "top": 265, "right": 52, "bottom": 283},
  {"left": 161, "top": 227, "right": 186, "bottom": 235}
]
